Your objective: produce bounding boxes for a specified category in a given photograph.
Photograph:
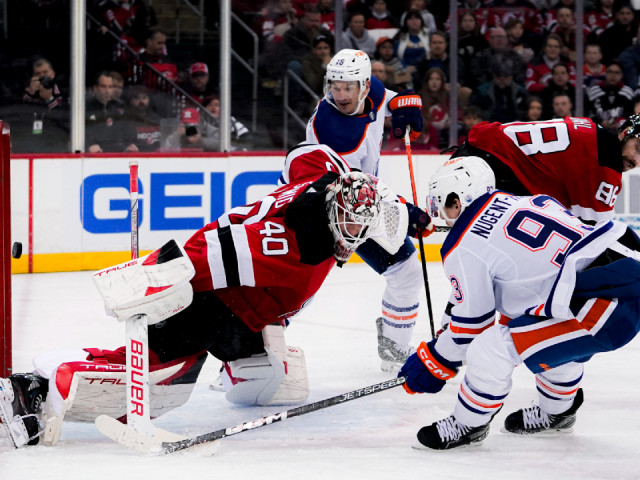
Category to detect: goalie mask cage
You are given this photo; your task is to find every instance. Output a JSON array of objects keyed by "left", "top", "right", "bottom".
[{"left": 1, "top": 122, "right": 10, "bottom": 377}]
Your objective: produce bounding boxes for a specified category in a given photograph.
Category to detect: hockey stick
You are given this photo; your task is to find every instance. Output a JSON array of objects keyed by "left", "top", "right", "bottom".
[
  {"left": 95, "top": 376, "right": 406, "bottom": 454},
  {"left": 404, "top": 130, "right": 436, "bottom": 338},
  {"left": 125, "top": 160, "right": 155, "bottom": 436}
]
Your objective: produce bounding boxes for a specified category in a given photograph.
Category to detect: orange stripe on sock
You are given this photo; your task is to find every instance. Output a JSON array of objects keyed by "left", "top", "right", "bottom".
[
  {"left": 460, "top": 384, "right": 503, "bottom": 409},
  {"left": 536, "top": 378, "right": 579, "bottom": 396},
  {"left": 381, "top": 310, "right": 418, "bottom": 321}
]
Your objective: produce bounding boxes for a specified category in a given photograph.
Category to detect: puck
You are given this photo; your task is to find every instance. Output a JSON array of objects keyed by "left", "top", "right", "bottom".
[{"left": 12, "top": 242, "right": 22, "bottom": 259}]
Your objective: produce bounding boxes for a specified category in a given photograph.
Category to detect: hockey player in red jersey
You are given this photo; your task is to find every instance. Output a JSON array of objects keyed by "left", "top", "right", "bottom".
[
  {"left": 399, "top": 156, "right": 640, "bottom": 450},
  {"left": 450, "top": 114, "right": 640, "bottom": 223},
  {"left": 0, "top": 144, "right": 406, "bottom": 448}
]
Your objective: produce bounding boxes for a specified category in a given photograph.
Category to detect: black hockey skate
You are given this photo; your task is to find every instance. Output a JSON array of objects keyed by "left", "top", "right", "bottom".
[
  {"left": 503, "top": 388, "right": 584, "bottom": 435},
  {"left": 376, "top": 317, "right": 415, "bottom": 373},
  {"left": 0, "top": 374, "right": 48, "bottom": 447},
  {"left": 415, "top": 415, "right": 490, "bottom": 450}
]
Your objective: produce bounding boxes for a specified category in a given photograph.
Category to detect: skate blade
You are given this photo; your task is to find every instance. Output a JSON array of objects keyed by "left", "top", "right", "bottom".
[{"left": 499, "top": 425, "right": 574, "bottom": 435}]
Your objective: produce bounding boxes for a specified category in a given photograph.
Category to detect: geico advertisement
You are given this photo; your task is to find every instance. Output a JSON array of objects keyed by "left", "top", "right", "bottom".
[{"left": 9, "top": 153, "right": 443, "bottom": 273}]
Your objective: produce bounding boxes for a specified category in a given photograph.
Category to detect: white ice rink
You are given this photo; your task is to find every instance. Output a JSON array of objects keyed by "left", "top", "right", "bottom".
[{"left": 2, "top": 262, "right": 640, "bottom": 479}]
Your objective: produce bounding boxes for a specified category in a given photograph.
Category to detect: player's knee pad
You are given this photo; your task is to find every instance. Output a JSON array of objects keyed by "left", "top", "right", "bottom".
[
  {"left": 32, "top": 347, "right": 206, "bottom": 445},
  {"left": 92, "top": 239, "right": 195, "bottom": 325},
  {"left": 222, "top": 325, "right": 309, "bottom": 406}
]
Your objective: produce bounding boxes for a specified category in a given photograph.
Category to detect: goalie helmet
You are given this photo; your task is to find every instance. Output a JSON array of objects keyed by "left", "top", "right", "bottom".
[
  {"left": 427, "top": 156, "right": 495, "bottom": 224},
  {"left": 326, "top": 172, "right": 380, "bottom": 263},
  {"left": 619, "top": 113, "right": 640, "bottom": 142},
  {"left": 323, "top": 49, "right": 371, "bottom": 115}
]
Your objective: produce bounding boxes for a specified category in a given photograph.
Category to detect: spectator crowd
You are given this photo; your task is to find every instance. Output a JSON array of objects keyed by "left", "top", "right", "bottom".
[{"left": 3, "top": 0, "right": 640, "bottom": 153}]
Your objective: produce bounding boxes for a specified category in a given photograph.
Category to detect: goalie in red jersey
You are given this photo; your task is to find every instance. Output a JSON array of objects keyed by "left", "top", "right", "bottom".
[
  {"left": 449, "top": 114, "right": 640, "bottom": 223},
  {"left": 0, "top": 144, "right": 409, "bottom": 449}
]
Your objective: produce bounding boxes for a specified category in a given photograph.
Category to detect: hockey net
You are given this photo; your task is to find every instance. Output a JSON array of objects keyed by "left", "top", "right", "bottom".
[{"left": 0, "top": 122, "right": 10, "bottom": 377}]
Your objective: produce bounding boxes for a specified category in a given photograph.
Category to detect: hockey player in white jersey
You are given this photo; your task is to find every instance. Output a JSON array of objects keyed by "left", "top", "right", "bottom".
[
  {"left": 303, "top": 48, "right": 434, "bottom": 372},
  {"left": 399, "top": 155, "right": 640, "bottom": 449}
]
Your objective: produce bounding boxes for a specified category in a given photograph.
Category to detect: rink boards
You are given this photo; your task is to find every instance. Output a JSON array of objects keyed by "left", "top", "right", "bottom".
[{"left": 9, "top": 152, "right": 449, "bottom": 273}]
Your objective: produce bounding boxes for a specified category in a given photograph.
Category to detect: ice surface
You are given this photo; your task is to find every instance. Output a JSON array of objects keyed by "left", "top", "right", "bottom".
[{"left": 2, "top": 263, "right": 639, "bottom": 479}]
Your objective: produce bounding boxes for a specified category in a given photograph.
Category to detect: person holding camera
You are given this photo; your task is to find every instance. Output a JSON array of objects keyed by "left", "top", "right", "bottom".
[
  {"left": 23, "top": 58, "right": 64, "bottom": 110},
  {"left": 10, "top": 57, "right": 70, "bottom": 152},
  {"left": 165, "top": 107, "right": 219, "bottom": 152}
]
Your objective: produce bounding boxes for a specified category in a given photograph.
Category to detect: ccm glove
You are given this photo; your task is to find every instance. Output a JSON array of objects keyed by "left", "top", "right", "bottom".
[
  {"left": 398, "top": 340, "right": 459, "bottom": 394},
  {"left": 388, "top": 90, "right": 423, "bottom": 141},
  {"left": 399, "top": 196, "right": 434, "bottom": 239}
]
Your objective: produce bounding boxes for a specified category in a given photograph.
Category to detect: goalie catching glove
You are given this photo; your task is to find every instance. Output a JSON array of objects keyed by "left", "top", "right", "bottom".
[
  {"left": 398, "top": 340, "right": 459, "bottom": 394},
  {"left": 388, "top": 90, "right": 423, "bottom": 141},
  {"left": 399, "top": 196, "right": 434, "bottom": 239}
]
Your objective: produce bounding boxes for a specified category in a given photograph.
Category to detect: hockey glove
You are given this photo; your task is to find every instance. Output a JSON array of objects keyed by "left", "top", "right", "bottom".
[
  {"left": 399, "top": 196, "right": 434, "bottom": 239},
  {"left": 388, "top": 90, "right": 423, "bottom": 141},
  {"left": 398, "top": 340, "right": 458, "bottom": 394}
]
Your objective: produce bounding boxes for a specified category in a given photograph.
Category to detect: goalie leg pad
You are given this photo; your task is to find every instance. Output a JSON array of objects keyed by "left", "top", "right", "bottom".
[
  {"left": 92, "top": 239, "right": 195, "bottom": 325},
  {"left": 223, "top": 324, "right": 309, "bottom": 406},
  {"left": 31, "top": 347, "right": 207, "bottom": 445}
]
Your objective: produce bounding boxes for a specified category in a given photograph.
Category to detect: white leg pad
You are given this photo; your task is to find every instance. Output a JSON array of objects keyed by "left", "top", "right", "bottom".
[{"left": 223, "top": 324, "right": 309, "bottom": 406}]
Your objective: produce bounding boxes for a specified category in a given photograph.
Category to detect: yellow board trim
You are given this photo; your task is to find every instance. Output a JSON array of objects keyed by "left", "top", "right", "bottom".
[{"left": 11, "top": 243, "right": 443, "bottom": 274}]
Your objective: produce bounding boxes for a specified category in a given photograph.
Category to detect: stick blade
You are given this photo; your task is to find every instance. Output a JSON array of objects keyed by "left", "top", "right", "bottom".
[{"left": 95, "top": 415, "right": 219, "bottom": 456}]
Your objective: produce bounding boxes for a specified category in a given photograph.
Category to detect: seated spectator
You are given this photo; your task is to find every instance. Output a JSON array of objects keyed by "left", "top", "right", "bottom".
[
  {"left": 412, "top": 31, "right": 468, "bottom": 91},
  {"left": 468, "top": 61, "right": 528, "bottom": 123},
  {"left": 164, "top": 107, "right": 219, "bottom": 152},
  {"left": 200, "top": 95, "right": 251, "bottom": 151},
  {"left": 374, "top": 37, "right": 412, "bottom": 90},
  {"left": 12, "top": 57, "right": 69, "bottom": 152},
  {"left": 183, "top": 62, "right": 217, "bottom": 105},
  {"left": 469, "top": 27, "right": 527, "bottom": 88},
  {"left": 522, "top": 96, "right": 543, "bottom": 121},
  {"left": 456, "top": 105, "right": 483, "bottom": 145},
  {"left": 457, "top": 11, "right": 489, "bottom": 75},
  {"left": 302, "top": 35, "right": 333, "bottom": 96},
  {"left": 586, "top": 0, "right": 615, "bottom": 38},
  {"left": 138, "top": 26, "right": 178, "bottom": 86},
  {"left": 86, "top": 70, "right": 137, "bottom": 152},
  {"left": 261, "top": 5, "right": 330, "bottom": 83},
  {"left": 598, "top": 3, "right": 637, "bottom": 64},
  {"left": 419, "top": 67, "right": 458, "bottom": 147},
  {"left": 399, "top": 0, "right": 437, "bottom": 33},
  {"left": 371, "top": 60, "right": 396, "bottom": 91},
  {"left": 551, "top": 91, "right": 574, "bottom": 118},
  {"left": 123, "top": 84, "right": 165, "bottom": 152},
  {"left": 619, "top": 29, "right": 640, "bottom": 91},
  {"left": 504, "top": 17, "right": 534, "bottom": 64},
  {"left": 318, "top": 0, "right": 335, "bottom": 33},
  {"left": 342, "top": 12, "right": 376, "bottom": 58},
  {"left": 540, "top": 63, "right": 576, "bottom": 119},
  {"left": 96, "top": 0, "right": 157, "bottom": 52},
  {"left": 254, "top": 0, "right": 297, "bottom": 46},
  {"left": 586, "top": 59, "right": 635, "bottom": 133},
  {"left": 394, "top": 9, "right": 430, "bottom": 71},
  {"left": 366, "top": 0, "right": 397, "bottom": 29},
  {"left": 545, "top": 6, "right": 592, "bottom": 62},
  {"left": 584, "top": 43, "right": 606, "bottom": 88},
  {"left": 525, "top": 33, "right": 575, "bottom": 94}
]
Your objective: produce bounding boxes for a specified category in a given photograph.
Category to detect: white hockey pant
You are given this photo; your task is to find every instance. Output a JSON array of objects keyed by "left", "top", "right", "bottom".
[
  {"left": 454, "top": 325, "right": 583, "bottom": 428},
  {"left": 379, "top": 250, "right": 421, "bottom": 347}
]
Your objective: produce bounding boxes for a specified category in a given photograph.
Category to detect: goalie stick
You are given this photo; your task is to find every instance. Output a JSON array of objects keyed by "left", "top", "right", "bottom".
[
  {"left": 125, "top": 160, "right": 155, "bottom": 436},
  {"left": 405, "top": 130, "right": 436, "bottom": 338},
  {"left": 95, "top": 376, "right": 406, "bottom": 455}
]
